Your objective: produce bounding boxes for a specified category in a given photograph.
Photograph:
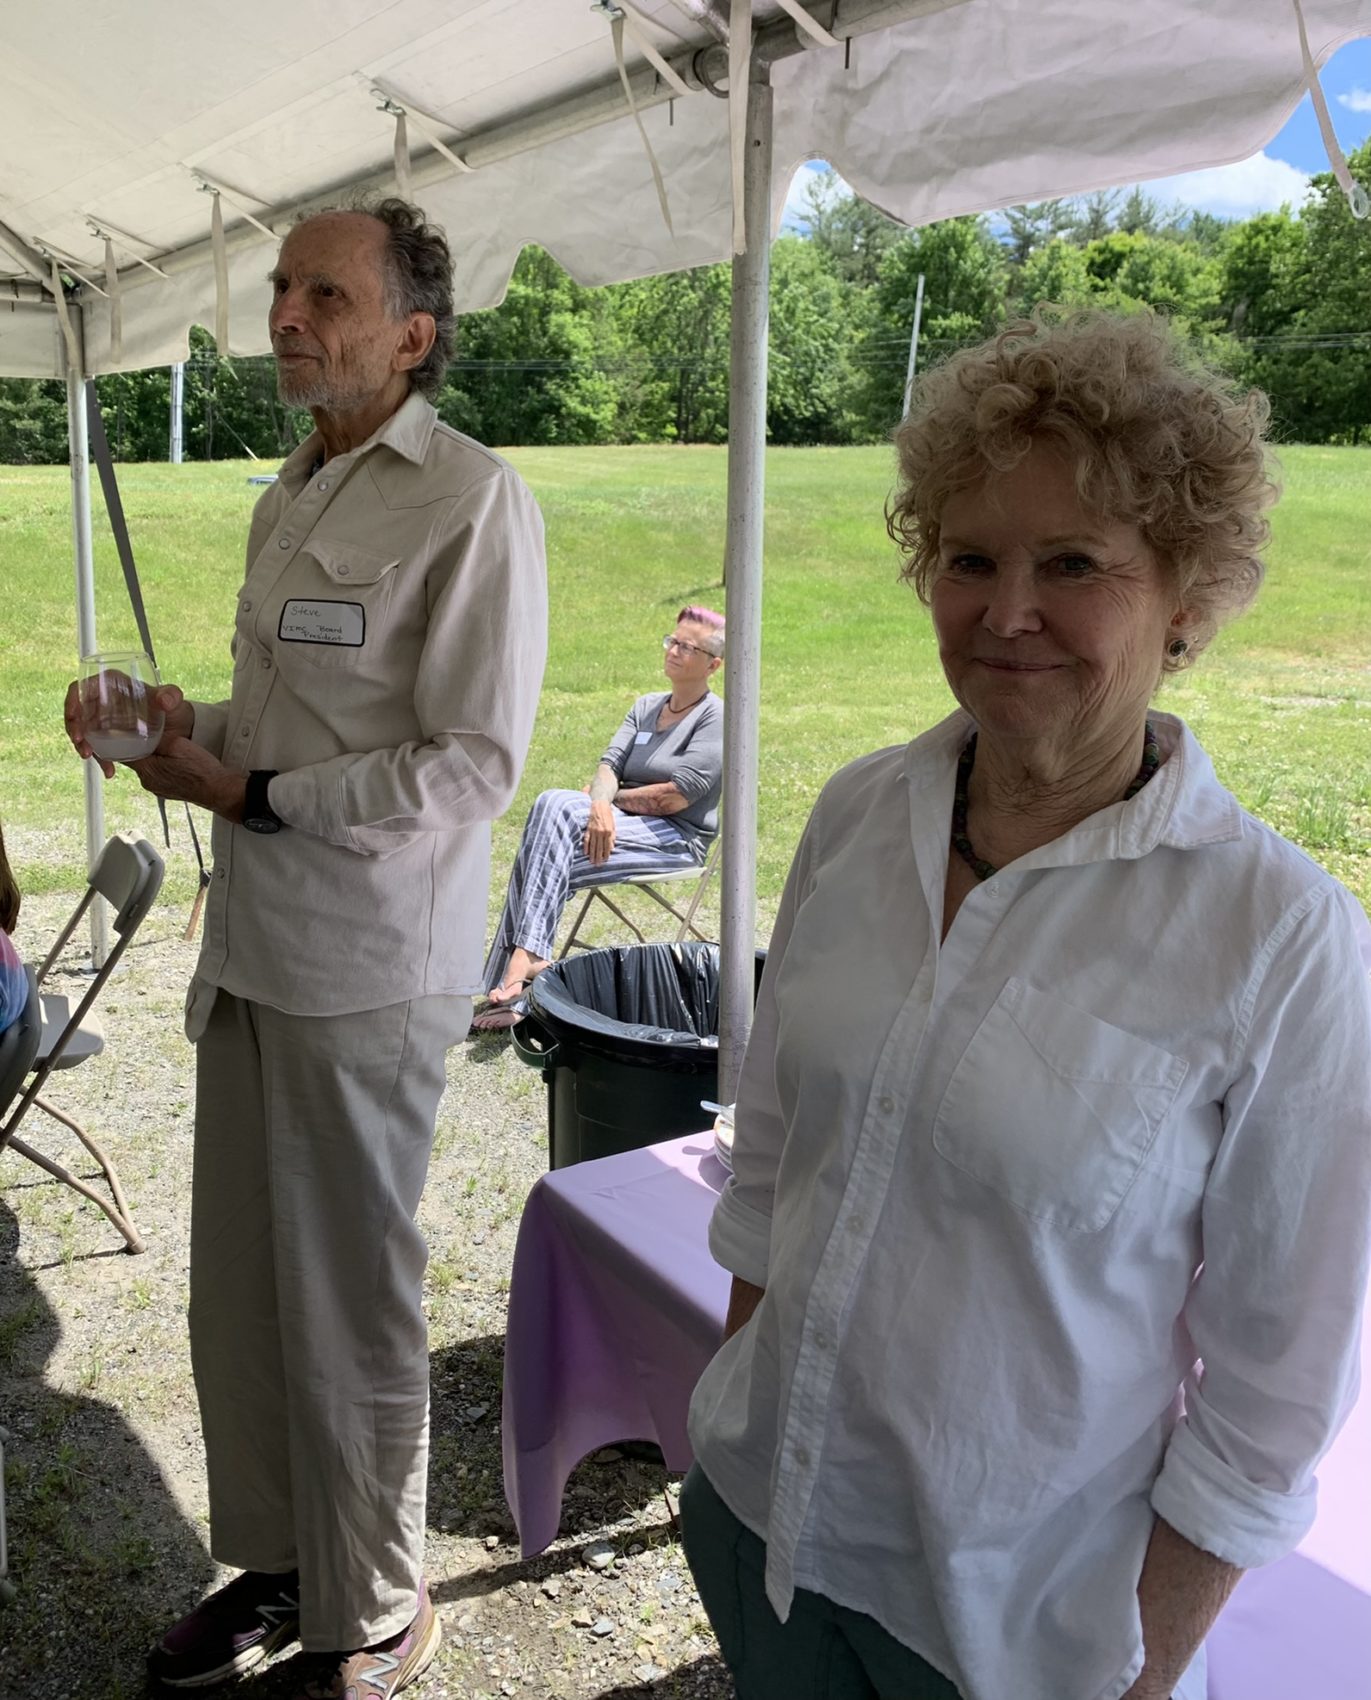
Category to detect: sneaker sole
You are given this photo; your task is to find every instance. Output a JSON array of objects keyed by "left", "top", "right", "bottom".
[
  {"left": 153, "top": 1616, "right": 301, "bottom": 1689},
  {"left": 396, "top": 1607, "right": 441, "bottom": 1690}
]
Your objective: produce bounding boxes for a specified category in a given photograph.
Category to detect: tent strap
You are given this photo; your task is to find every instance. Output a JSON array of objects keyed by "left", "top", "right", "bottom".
[
  {"left": 611, "top": 12, "right": 676, "bottom": 235},
  {"left": 84, "top": 382, "right": 211, "bottom": 913},
  {"left": 1294, "top": 0, "right": 1370, "bottom": 218}
]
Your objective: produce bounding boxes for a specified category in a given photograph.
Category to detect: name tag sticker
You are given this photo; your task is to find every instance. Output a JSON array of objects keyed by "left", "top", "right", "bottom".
[
  {"left": 634, "top": 730, "right": 653, "bottom": 745},
  {"left": 278, "top": 600, "right": 365, "bottom": 646}
]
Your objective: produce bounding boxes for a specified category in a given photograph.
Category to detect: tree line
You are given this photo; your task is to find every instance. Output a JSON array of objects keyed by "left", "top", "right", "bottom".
[{"left": 2, "top": 142, "right": 1368, "bottom": 463}]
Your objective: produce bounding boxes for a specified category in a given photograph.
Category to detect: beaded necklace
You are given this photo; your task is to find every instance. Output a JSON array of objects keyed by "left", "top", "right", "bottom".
[{"left": 951, "top": 720, "right": 1160, "bottom": 882}]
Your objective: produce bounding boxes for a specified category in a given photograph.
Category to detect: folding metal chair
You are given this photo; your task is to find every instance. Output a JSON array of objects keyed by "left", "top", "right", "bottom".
[
  {"left": 0, "top": 964, "right": 42, "bottom": 1605},
  {"left": 0, "top": 834, "right": 164, "bottom": 1256},
  {"left": 558, "top": 837, "right": 720, "bottom": 958}
]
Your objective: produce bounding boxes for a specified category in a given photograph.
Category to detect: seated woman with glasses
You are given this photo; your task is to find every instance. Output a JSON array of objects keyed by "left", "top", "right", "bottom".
[{"left": 470, "top": 606, "right": 725, "bottom": 1032}]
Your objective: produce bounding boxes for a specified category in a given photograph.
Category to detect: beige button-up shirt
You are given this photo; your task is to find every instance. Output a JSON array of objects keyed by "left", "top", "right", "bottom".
[{"left": 188, "top": 392, "right": 547, "bottom": 1017}]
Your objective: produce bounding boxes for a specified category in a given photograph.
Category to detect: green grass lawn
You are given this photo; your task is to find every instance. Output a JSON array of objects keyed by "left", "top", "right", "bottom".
[{"left": 2, "top": 444, "right": 1368, "bottom": 923}]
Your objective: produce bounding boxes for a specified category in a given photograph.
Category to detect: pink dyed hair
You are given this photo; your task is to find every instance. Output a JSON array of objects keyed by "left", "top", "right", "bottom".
[{"left": 677, "top": 605, "right": 725, "bottom": 657}]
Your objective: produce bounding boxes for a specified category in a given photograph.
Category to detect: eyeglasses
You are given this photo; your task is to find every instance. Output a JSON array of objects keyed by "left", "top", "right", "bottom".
[{"left": 662, "top": 634, "right": 714, "bottom": 659}]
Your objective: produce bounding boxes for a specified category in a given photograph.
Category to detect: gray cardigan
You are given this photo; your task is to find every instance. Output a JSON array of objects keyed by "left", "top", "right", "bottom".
[{"left": 601, "top": 691, "right": 723, "bottom": 852}]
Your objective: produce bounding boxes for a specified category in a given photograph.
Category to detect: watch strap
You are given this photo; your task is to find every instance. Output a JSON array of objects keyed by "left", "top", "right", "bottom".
[{"left": 244, "top": 769, "right": 282, "bottom": 829}]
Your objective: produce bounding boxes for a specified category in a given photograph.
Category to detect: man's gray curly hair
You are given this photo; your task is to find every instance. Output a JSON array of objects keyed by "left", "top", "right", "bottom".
[{"left": 307, "top": 195, "right": 457, "bottom": 399}]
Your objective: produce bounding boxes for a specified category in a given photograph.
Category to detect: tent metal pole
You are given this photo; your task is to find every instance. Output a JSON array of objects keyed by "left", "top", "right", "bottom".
[
  {"left": 64, "top": 317, "right": 109, "bottom": 968},
  {"left": 169, "top": 362, "right": 185, "bottom": 462},
  {"left": 717, "top": 68, "right": 773, "bottom": 1105}
]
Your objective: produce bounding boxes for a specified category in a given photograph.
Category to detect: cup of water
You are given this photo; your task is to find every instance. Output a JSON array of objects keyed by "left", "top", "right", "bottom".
[{"left": 79, "top": 651, "right": 165, "bottom": 762}]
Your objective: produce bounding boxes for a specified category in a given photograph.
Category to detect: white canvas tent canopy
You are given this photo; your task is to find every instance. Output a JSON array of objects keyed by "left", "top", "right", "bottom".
[{"left": 2, "top": 0, "right": 1367, "bottom": 1093}]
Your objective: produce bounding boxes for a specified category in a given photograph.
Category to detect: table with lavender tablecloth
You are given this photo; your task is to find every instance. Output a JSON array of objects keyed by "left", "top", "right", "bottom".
[
  {"left": 502, "top": 1133, "right": 728, "bottom": 1561},
  {"left": 501, "top": 1134, "right": 1370, "bottom": 1694}
]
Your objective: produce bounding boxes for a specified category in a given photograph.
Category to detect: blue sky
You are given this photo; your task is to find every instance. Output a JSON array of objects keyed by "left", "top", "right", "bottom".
[{"left": 783, "top": 37, "right": 1371, "bottom": 230}]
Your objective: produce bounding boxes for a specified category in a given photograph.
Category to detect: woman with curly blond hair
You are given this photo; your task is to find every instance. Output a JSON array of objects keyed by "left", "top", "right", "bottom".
[{"left": 681, "top": 311, "right": 1371, "bottom": 1700}]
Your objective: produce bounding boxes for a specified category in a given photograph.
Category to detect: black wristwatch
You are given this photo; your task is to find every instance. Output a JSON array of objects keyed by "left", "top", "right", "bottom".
[{"left": 242, "top": 770, "right": 283, "bottom": 834}]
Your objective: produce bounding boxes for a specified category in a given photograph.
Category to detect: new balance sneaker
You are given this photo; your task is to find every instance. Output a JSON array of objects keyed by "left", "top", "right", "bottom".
[
  {"left": 148, "top": 1568, "right": 301, "bottom": 1689},
  {"left": 299, "top": 1580, "right": 439, "bottom": 1699}
]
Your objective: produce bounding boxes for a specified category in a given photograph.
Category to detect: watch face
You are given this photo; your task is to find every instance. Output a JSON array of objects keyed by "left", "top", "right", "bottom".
[{"left": 244, "top": 816, "right": 280, "bottom": 835}]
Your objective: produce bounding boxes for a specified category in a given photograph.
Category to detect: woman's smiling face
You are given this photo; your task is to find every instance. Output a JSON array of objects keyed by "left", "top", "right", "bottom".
[{"left": 930, "top": 441, "right": 1184, "bottom": 750}]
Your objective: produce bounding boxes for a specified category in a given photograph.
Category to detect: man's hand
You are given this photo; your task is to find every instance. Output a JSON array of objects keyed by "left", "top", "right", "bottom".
[
  {"left": 127, "top": 736, "right": 246, "bottom": 823},
  {"left": 64, "top": 680, "right": 195, "bottom": 779},
  {"left": 583, "top": 799, "right": 616, "bottom": 866}
]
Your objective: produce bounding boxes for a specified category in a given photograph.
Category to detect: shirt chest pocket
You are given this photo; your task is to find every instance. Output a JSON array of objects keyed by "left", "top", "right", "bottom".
[
  {"left": 932, "top": 978, "right": 1188, "bottom": 1234},
  {"left": 275, "top": 541, "right": 399, "bottom": 670}
]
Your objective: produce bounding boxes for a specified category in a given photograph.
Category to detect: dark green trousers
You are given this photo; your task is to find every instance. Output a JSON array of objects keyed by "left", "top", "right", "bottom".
[{"left": 679, "top": 1464, "right": 962, "bottom": 1700}]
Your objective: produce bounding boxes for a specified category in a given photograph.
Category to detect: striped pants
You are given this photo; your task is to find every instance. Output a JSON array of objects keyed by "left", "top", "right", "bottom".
[{"left": 482, "top": 787, "right": 702, "bottom": 989}]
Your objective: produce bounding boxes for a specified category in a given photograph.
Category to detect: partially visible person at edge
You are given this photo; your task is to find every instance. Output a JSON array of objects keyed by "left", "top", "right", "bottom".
[
  {"left": 470, "top": 606, "right": 724, "bottom": 1032},
  {"left": 1, "top": 822, "right": 26, "bottom": 1033},
  {"left": 681, "top": 309, "right": 1371, "bottom": 1700},
  {"left": 63, "top": 198, "right": 547, "bottom": 1699}
]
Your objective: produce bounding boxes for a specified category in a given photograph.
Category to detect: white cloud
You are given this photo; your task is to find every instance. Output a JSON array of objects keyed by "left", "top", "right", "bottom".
[
  {"left": 780, "top": 150, "right": 1310, "bottom": 237},
  {"left": 1130, "top": 151, "right": 1312, "bottom": 219},
  {"left": 1337, "top": 87, "right": 1371, "bottom": 113}
]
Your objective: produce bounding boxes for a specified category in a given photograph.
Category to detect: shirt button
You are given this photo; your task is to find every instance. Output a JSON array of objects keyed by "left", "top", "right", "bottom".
[
  {"left": 260, "top": 657, "right": 272, "bottom": 671},
  {"left": 317, "top": 478, "right": 330, "bottom": 491},
  {"left": 794, "top": 1445, "right": 811, "bottom": 1468},
  {"left": 813, "top": 1329, "right": 831, "bottom": 1351},
  {"left": 335, "top": 563, "right": 351, "bottom": 576},
  {"left": 240, "top": 598, "right": 253, "bottom": 613},
  {"left": 878, "top": 1094, "right": 895, "bottom": 1115},
  {"left": 215, "top": 867, "right": 226, "bottom": 881},
  {"left": 278, "top": 537, "right": 291, "bottom": 550},
  {"left": 847, "top": 1212, "right": 866, "bottom": 1234},
  {"left": 239, "top": 725, "right": 251, "bottom": 738}
]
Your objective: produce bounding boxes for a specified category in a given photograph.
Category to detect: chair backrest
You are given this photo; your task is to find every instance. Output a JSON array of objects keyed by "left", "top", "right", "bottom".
[
  {"left": 89, "top": 836, "right": 165, "bottom": 934},
  {"left": 0, "top": 966, "right": 42, "bottom": 1116},
  {"left": 16, "top": 837, "right": 165, "bottom": 1118}
]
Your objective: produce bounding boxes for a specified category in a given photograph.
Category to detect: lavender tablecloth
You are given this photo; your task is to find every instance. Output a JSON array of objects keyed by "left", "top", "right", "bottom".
[
  {"left": 502, "top": 1134, "right": 729, "bottom": 1560},
  {"left": 501, "top": 1134, "right": 1370, "bottom": 1694}
]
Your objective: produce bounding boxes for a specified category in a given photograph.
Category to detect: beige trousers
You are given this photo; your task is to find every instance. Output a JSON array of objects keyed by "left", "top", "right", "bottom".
[{"left": 187, "top": 982, "right": 469, "bottom": 1650}]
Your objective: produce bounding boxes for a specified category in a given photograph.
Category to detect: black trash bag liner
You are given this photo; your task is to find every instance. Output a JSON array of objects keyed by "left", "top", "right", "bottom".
[{"left": 527, "top": 941, "right": 723, "bottom": 1054}]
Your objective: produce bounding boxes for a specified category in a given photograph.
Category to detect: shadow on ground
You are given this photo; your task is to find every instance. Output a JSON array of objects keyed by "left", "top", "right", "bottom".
[
  {"left": 427, "top": 1333, "right": 673, "bottom": 1553},
  {"left": 0, "top": 1196, "right": 215, "bottom": 1700},
  {"left": 593, "top": 1655, "right": 732, "bottom": 1697}
]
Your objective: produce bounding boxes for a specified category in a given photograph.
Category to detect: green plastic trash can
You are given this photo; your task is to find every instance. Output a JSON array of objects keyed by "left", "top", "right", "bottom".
[{"left": 510, "top": 942, "right": 765, "bottom": 1168}]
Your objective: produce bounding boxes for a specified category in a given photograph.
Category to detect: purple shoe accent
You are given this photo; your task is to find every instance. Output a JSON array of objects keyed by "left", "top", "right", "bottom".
[
  {"left": 148, "top": 1568, "right": 300, "bottom": 1689},
  {"left": 299, "top": 1580, "right": 439, "bottom": 1699}
]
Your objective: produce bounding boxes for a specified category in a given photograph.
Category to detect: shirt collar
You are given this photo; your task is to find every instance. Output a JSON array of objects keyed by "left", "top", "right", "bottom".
[
  {"left": 278, "top": 389, "right": 437, "bottom": 491},
  {"left": 904, "top": 708, "right": 1244, "bottom": 872}
]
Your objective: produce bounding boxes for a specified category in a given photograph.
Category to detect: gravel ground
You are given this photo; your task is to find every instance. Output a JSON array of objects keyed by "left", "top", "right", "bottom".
[{"left": 1, "top": 892, "right": 736, "bottom": 1700}]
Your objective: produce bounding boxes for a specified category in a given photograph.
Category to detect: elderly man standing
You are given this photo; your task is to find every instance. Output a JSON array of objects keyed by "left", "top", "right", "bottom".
[{"left": 65, "top": 199, "right": 547, "bottom": 1697}]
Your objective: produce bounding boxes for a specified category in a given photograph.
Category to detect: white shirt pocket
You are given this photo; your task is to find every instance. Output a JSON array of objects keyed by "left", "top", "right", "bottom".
[
  {"left": 276, "top": 541, "right": 399, "bottom": 670},
  {"left": 933, "top": 977, "right": 1188, "bottom": 1233}
]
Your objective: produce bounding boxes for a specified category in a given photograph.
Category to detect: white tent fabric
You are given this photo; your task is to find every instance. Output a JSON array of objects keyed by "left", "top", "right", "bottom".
[{"left": 2, "top": 0, "right": 1368, "bottom": 380}]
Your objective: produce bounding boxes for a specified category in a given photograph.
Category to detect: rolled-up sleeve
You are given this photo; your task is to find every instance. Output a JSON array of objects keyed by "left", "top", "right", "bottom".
[
  {"left": 1151, "top": 884, "right": 1371, "bottom": 1568},
  {"left": 269, "top": 466, "right": 547, "bottom": 853},
  {"left": 708, "top": 809, "right": 819, "bottom": 1288}
]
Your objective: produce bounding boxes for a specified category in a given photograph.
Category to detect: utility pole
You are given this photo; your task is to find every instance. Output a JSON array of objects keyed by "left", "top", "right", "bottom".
[
  {"left": 901, "top": 272, "right": 926, "bottom": 418},
  {"left": 169, "top": 361, "right": 184, "bottom": 463}
]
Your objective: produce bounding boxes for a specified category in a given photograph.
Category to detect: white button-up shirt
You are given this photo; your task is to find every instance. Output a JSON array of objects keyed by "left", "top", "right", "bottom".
[
  {"left": 188, "top": 393, "right": 547, "bottom": 1016},
  {"left": 689, "top": 710, "right": 1371, "bottom": 1700}
]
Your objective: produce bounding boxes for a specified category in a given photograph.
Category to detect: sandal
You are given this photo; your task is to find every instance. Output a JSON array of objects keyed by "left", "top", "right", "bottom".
[
  {"left": 469, "top": 997, "right": 528, "bottom": 1034},
  {"left": 469, "top": 978, "right": 533, "bottom": 1035}
]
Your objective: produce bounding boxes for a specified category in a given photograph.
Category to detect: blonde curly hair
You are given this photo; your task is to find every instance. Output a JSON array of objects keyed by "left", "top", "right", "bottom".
[{"left": 887, "top": 309, "right": 1278, "bottom": 670}]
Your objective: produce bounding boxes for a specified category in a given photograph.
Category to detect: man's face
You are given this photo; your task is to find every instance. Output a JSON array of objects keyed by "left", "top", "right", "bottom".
[{"left": 268, "top": 213, "right": 408, "bottom": 412}]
